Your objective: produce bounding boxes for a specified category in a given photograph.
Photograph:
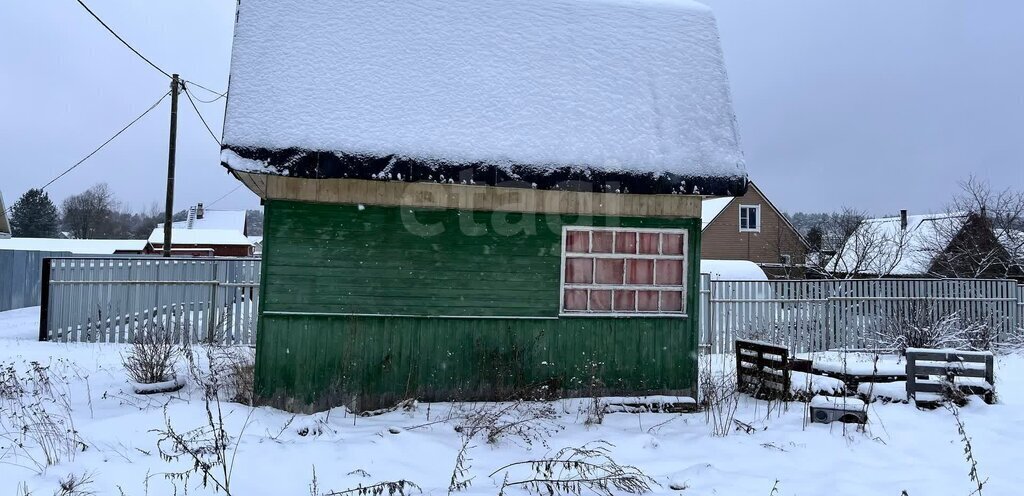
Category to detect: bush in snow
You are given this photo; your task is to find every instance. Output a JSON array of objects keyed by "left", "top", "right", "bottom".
[
  {"left": 182, "top": 337, "right": 256, "bottom": 405},
  {"left": 0, "top": 360, "right": 87, "bottom": 473},
  {"left": 121, "top": 322, "right": 180, "bottom": 385},
  {"left": 698, "top": 353, "right": 739, "bottom": 437},
  {"left": 876, "top": 305, "right": 992, "bottom": 354},
  {"left": 155, "top": 397, "right": 253, "bottom": 496},
  {"left": 490, "top": 441, "right": 656, "bottom": 496}
]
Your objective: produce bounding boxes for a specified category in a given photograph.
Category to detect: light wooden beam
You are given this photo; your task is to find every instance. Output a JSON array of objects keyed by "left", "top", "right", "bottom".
[{"left": 233, "top": 172, "right": 701, "bottom": 219}]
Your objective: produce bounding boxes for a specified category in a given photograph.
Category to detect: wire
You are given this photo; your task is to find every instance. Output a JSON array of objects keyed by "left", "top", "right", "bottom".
[
  {"left": 183, "top": 85, "right": 222, "bottom": 146},
  {"left": 4, "top": 90, "right": 171, "bottom": 216},
  {"left": 75, "top": 0, "right": 172, "bottom": 79},
  {"left": 207, "top": 184, "right": 244, "bottom": 208},
  {"left": 183, "top": 79, "right": 227, "bottom": 102}
]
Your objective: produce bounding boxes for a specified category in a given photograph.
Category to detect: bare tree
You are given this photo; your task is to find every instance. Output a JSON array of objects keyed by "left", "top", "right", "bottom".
[
  {"left": 817, "top": 208, "right": 913, "bottom": 278},
  {"left": 920, "top": 177, "right": 1024, "bottom": 279},
  {"left": 61, "top": 183, "right": 117, "bottom": 239}
]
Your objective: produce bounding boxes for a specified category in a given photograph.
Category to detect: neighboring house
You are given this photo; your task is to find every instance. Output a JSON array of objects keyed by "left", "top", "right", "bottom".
[
  {"left": 220, "top": 0, "right": 747, "bottom": 411},
  {"left": 828, "top": 211, "right": 1021, "bottom": 279},
  {"left": 0, "top": 192, "right": 10, "bottom": 239},
  {"left": 247, "top": 236, "right": 263, "bottom": 256},
  {"left": 0, "top": 238, "right": 154, "bottom": 254},
  {"left": 149, "top": 203, "right": 253, "bottom": 257},
  {"left": 700, "top": 182, "right": 808, "bottom": 278}
]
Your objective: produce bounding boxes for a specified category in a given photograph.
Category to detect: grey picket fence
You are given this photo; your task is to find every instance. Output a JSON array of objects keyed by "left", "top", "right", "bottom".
[
  {"left": 41, "top": 257, "right": 260, "bottom": 345},
  {"left": 700, "top": 277, "right": 1023, "bottom": 354}
]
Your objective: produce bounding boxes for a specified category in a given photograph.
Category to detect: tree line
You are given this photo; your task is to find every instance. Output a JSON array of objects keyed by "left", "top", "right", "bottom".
[{"left": 7, "top": 184, "right": 264, "bottom": 239}]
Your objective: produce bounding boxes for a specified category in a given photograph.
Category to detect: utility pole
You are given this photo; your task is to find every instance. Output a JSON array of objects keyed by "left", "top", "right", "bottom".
[{"left": 162, "top": 74, "right": 180, "bottom": 257}]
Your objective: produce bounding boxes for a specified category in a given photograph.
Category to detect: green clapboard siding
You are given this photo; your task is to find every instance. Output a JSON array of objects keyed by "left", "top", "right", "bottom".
[{"left": 256, "top": 199, "right": 702, "bottom": 411}]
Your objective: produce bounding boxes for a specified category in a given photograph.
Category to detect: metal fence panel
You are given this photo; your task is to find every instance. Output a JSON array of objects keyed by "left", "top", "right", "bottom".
[
  {"left": 0, "top": 250, "right": 72, "bottom": 312},
  {"left": 42, "top": 257, "right": 260, "bottom": 345},
  {"left": 700, "top": 277, "right": 1022, "bottom": 354}
]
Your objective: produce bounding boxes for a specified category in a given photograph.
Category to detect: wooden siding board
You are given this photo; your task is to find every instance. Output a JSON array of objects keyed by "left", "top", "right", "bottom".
[{"left": 255, "top": 199, "right": 701, "bottom": 411}]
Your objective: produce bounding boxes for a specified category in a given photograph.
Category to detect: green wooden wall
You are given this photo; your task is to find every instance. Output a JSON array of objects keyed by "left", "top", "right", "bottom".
[{"left": 256, "top": 199, "right": 702, "bottom": 411}]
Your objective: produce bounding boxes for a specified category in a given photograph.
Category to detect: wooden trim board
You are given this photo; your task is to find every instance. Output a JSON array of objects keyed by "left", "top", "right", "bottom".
[{"left": 233, "top": 172, "right": 701, "bottom": 218}]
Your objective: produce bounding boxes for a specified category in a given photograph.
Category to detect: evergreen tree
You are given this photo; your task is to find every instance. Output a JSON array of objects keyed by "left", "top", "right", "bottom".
[{"left": 9, "top": 188, "right": 60, "bottom": 237}]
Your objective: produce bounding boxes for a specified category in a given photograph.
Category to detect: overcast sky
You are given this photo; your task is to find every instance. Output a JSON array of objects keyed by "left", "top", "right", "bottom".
[{"left": 2, "top": 1, "right": 1022, "bottom": 217}]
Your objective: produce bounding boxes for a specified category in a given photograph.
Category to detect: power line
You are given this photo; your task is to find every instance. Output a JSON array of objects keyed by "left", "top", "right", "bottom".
[
  {"left": 183, "top": 85, "right": 222, "bottom": 146},
  {"left": 207, "top": 184, "right": 244, "bottom": 208},
  {"left": 75, "top": 0, "right": 172, "bottom": 79},
  {"left": 4, "top": 90, "right": 171, "bottom": 216},
  {"left": 183, "top": 79, "right": 227, "bottom": 102}
]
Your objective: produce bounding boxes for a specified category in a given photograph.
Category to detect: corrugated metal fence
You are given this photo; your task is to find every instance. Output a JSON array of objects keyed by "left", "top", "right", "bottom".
[
  {"left": 0, "top": 250, "right": 72, "bottom": 312},
  {"left": 700, "top": 277, "right": 1024, "bottom": 354},
  {"left": 41, "top": 257, "right": 260, "bottom": 345}
]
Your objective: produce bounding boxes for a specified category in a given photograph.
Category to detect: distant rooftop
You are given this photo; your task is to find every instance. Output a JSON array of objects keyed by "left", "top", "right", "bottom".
[{"left": 0, "top": 238, "right": 151, "bottom": 255}]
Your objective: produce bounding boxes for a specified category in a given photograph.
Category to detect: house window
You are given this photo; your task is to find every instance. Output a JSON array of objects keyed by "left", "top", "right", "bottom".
[
  {"left": 561, "top": 227, "right": 688, "bottom": 316},
  {"left": 739, "top": 205, "right": 761, "bottom": 232}
]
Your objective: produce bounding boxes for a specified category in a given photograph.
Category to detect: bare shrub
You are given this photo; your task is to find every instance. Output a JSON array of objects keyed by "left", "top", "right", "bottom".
[
  {"left": 490, "top": 441, "right": 656, "bottom": 496},
  {"left": 182, "top": 338, "right": 256, "bottom": 405},
  {"left": 0, "top": 361, "right": 87, "bottom": 473},
  {"left": 945, "top": 403, "right": 987, "bottom": 495},
  {"left": 154, "top": 397, "right": 252, "bottom": 495},
  {"left": 455, "top": 401, "right": 561, "bottom": 447},
  {"left": 122, "top": 323, "right": 180, "bottom": 384},
  {"left": 445, "top": 401, "right": 562, "bottom": 494},
  {"left": 54, "top": 471, "right": 97, "bottom": 496},
  {"left": 321, "top": 480, "right": 421, "bottom": 496},
  {"left": 699, "top": 353, "right": 739, "bottom": 437},
  {"left": 877, "top": 307, "right": 991, "bottom": 354}
]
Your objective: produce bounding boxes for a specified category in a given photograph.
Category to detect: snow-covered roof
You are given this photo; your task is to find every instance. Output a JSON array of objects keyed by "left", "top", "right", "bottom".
[
  {"left": 164, "top": 210, "right": 247, "bottom": 232},
  {"left": 0, "top": 238, "right": 151, "bottom": 254},
  {"left": 827, "top": 212, "right": 968, "bottom": 276},
  {"left": 700, "top": 259, "right": 768, "bottom": 281},
  {"left": 148, "top": 229, "right": 253, "bottom": 246},
  {"left": 221, "top": 0, "right": 747, "bottom": 196},
  {"left": 701, "top": 197, "right": 733, "bottom": 230}
]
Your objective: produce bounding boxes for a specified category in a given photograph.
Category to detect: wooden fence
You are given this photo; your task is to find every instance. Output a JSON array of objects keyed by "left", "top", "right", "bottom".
[
  {"left": 700, "top": 277, "right": 1023, "bottom": 354},
  {"left": 40, "top": 257, "right": 260, "bottom": 345}
]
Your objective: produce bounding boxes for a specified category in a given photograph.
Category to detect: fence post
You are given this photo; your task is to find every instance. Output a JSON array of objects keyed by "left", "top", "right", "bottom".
[
  {"left": 37, "top": 258, "right": 51, "bottom": 342},
  {"left": 208, "top": 261, "right": 219, "bottom": 343}
]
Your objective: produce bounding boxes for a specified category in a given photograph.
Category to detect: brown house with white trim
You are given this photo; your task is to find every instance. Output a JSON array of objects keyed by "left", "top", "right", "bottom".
[{"left": 701, "top": 182, "right": 808, "bottom": 278}]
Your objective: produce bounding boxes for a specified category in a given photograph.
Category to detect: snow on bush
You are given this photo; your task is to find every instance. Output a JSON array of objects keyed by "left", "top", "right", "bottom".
[
  {"left": 121, "top": 323, "right": 180, "bottom": 385},
  {"left": 877, "top": 308, "right": 994, "bottom": 354}
]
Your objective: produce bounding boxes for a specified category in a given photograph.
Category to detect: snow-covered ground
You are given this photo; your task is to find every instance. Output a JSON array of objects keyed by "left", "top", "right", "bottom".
[{"left": 2, "top": 307, "right": 1022, "bottom": 495}]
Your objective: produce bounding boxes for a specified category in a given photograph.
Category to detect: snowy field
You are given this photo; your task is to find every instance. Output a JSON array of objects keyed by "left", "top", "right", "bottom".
[{"left": 2, "top": 306, "right": 1022, "bottom": 495}]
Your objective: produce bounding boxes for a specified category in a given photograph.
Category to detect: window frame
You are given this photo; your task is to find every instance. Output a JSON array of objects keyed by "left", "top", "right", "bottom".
[
  {"left": 739, "top": 204, "right": 762, "bottom": 233},
  {"left": 558, "top": 226, "right": 689, "bottom": 318}
]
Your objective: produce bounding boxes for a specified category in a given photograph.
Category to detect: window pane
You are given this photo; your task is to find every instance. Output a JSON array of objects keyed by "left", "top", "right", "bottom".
[
  {"left": 662, "top": 234, "right": 684, "bottom": 255},
  {"left": 563, "top": 289, "right": 588, "bottom": 310},
  {"left": 565, "top": 257, "right": 593, "bottom": 283},
  {"left": 750, "top": 208, "right": 758, "bottom": 229},
  {"left": 660, "top": 291, "right": 683, "bottom": 311},
  {"left": 638, "top": 233, "right": 659, "bottom": 254},
  {"left": 595, "top": 258, "right": 624, "bottom": 284},
  {"left": 613, "top": 290, "right": 636, "bottom": 311},
  {"left": 592, "top": 231, "right": 614, "bottom": 253},
  {"left": 590, "top": 290, "right": 612, "bottom": 311},
  {"left": 614, "top": 231, "right": 637, "bottom": 254},
  {"left": 626, "top": 259, "right": 654, "bottom": 284},
  {"left": 655, "top": 260, "right": 683, "bottom": 285},
  {"left": 637, "top": 290, "right": 659, "bottom": 311},
  {"left": 566, "top": 231, "right": 590, "bottom": 253}
]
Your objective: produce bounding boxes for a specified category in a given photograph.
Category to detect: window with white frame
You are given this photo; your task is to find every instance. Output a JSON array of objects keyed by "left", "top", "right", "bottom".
[
  {"left": 560, "top": 227, "right": 688, "bottom": 316},
  {"left": 739, "top": 205, "right": 761, "bottom": 232}
]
